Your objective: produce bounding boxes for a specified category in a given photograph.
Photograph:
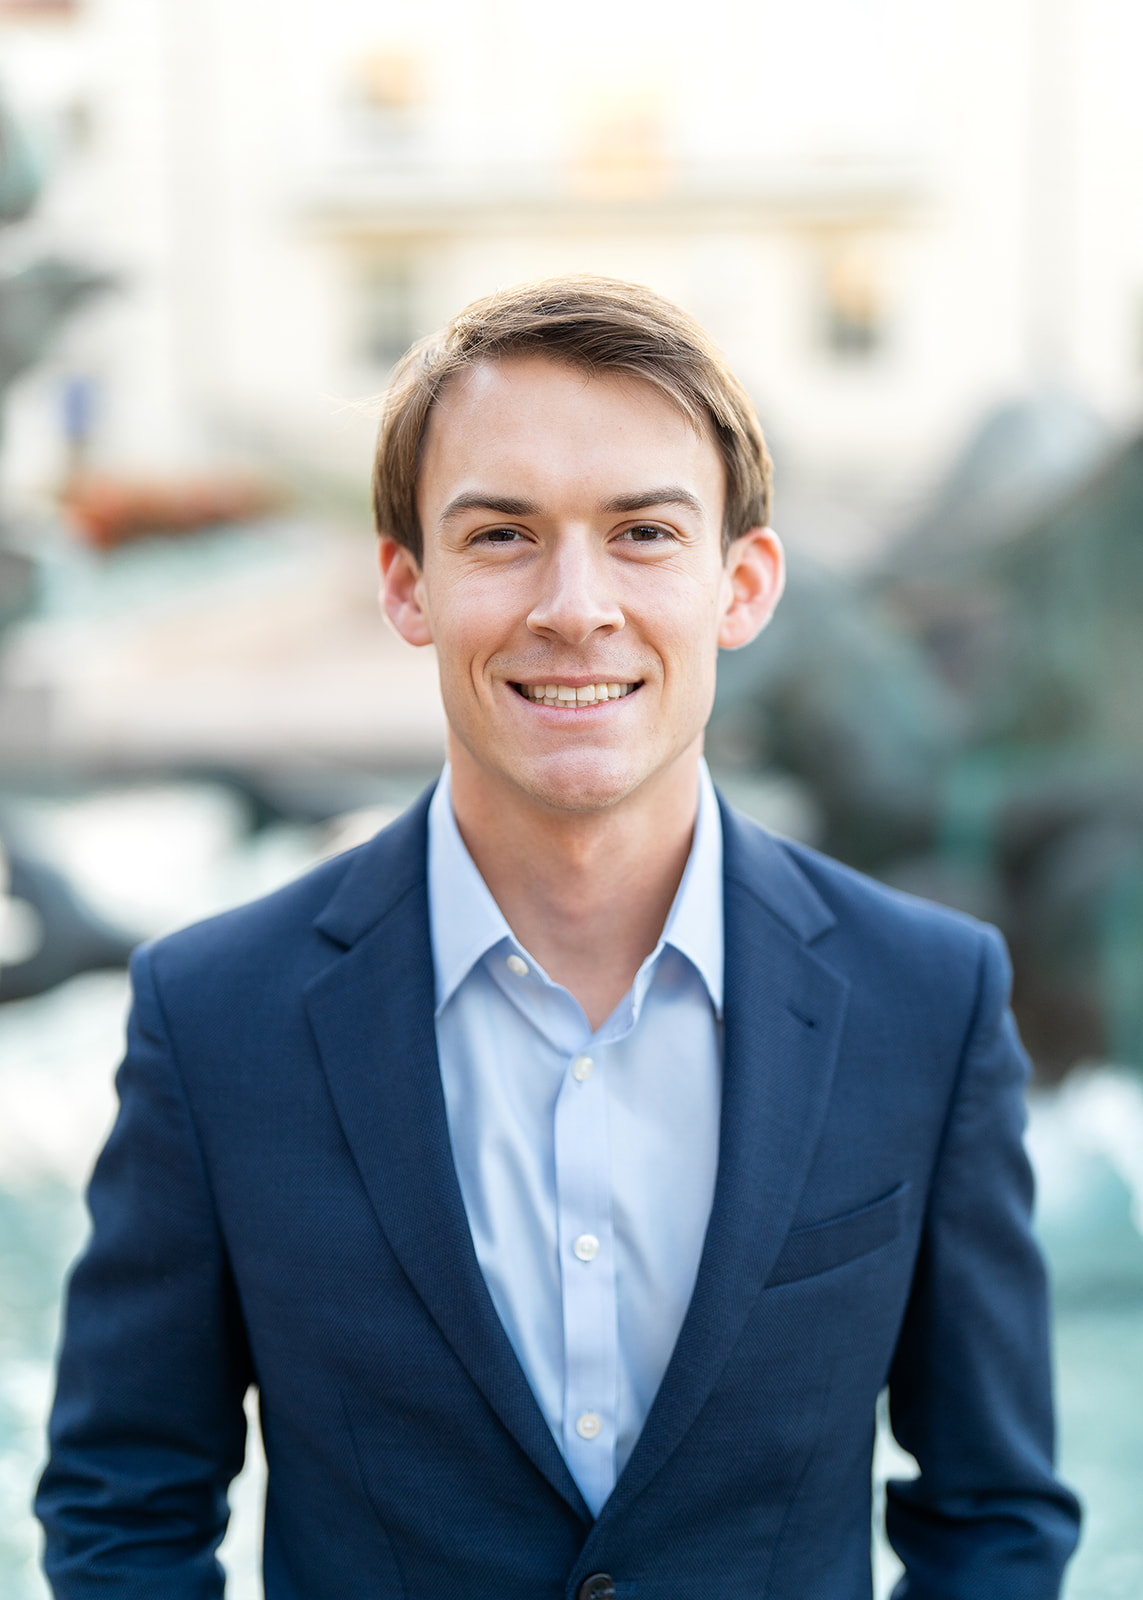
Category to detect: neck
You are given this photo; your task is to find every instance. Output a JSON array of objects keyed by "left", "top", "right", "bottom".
[{"left": 448, "top": 741, "right": 703, "bottom": 1030}]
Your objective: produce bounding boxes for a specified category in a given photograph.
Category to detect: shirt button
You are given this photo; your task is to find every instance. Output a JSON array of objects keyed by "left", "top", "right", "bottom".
[
  {"left": 575, "top": 1411, "right": 602, "bottom": 1440},
  {"left": 573, "top": 1233, "right": 600, "bottom": 1262},
  {"left": 571, "top": 1055, "right": 594, "bottom": 1082},
  {"left": 506, "top": 954, "right": 528, "bottom": 977}
]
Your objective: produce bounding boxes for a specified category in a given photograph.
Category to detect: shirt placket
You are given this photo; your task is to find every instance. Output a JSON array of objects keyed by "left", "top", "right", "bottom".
[{"left": 554, "top": 1042, "right": 618, "bottom": 1515}]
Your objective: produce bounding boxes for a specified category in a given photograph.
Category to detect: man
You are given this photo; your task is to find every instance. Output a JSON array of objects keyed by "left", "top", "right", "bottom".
[{"left": 38, "top": 278, "right": 1080, "bottom": 1598}]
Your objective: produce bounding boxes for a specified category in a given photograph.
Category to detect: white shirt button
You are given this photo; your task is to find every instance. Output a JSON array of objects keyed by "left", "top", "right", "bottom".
[
  {"left": 573, "top": 1233, "right": 600, "bottom": 1262},
  {"left": 576, "top": 1411, "right": 602, "bottom": 1440},
  {"left": 571, "top": 1055, "right": 594, "bottom": 1082},
  {"left": 506, "top": 954, "right": 528, "bottom": 977}
]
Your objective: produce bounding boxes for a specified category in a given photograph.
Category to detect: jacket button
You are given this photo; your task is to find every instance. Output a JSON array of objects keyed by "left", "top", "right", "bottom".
[{"left": 577, "top": 1577, "right": 616, "bottom": 1600}]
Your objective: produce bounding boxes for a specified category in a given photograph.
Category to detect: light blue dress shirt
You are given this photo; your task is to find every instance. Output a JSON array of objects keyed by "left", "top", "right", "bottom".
[{"left": 427, "top": 762, "right": 723, "bottom": 1517}]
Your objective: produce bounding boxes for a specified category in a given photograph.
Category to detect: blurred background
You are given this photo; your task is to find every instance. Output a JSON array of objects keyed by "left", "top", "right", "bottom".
[{"left": 1, "top": 0, "right": 1142, "bottom": 1593}]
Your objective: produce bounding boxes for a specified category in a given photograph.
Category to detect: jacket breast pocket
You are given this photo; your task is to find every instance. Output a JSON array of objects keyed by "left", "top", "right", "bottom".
[{"left": 765, "top": 1181, "right": 909, "bottom": 1288}]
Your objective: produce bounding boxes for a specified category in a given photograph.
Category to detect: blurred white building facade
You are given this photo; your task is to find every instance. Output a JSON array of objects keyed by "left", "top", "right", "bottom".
[{"left": 3, "top": 0, "right": 1143, "bottom": 557}]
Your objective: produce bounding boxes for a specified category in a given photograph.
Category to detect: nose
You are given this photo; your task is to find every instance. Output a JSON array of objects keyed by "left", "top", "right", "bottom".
[{"left": 525, "top": 533, "right": 625, "bottom": 646}]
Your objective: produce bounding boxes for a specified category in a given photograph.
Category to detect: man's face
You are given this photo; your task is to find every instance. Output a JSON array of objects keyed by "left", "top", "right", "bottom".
[{"left": 381, "top": 354, "right": 782, "bottom": 815}]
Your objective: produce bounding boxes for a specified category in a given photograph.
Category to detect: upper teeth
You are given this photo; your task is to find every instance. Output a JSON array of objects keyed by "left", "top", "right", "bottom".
[{"left": 520, "top": 682, "right": 636, "bottom": 704}]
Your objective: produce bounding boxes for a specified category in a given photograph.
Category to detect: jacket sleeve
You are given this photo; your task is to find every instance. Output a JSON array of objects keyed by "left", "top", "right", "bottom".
[
  {"left": 885, "top": 924, "right": 1081, "bottom": 1597},
  {"left": 35, "top": 944, "right": 255, "bottom": 1599}
]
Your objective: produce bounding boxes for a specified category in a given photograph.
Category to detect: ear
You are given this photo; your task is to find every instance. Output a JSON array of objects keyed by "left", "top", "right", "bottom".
[
  {"left": 717, "top": 527, "right": 785, "bottom": 650},
  {"left": 379, "top": 537, "right": 434, "bottom": 647}
]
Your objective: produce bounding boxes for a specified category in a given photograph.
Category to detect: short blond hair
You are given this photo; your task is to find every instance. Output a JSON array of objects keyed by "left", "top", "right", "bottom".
[{"left": 372, "top": 275, "right": 772, "bottom": 561}]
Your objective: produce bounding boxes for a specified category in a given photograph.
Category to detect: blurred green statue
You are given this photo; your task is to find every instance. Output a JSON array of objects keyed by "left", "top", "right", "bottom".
[
  {"left": 0, "top": 89, "right": 114, "bottom": 629},
  {"left": 0, "top": 92, "right": 114, "bottom": 414}
]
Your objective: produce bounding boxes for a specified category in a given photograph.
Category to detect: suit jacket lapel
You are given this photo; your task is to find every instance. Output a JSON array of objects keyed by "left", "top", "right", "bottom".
[
  {"left": 304, "top": 795, "right": 590, "bottom": 1523},
  {"left": 595, "top": 802, "right": 850, "bottom": 1527}
]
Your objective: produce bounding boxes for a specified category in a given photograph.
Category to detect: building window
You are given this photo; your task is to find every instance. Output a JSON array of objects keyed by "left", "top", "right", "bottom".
[
  {"left": 820, "top": 238, "right": 887, "bottom": 359},
  {"left": 568, "top": 87, "right": 670, "bottom": 200},
  {"left": 358, "top": 257, "right": 417, "bottom": 373},
  {"left": 345, "top": 49, "right": 425, "bottom": 157}
]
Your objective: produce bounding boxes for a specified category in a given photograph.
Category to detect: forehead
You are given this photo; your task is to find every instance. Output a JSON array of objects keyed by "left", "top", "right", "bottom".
[{"left": 417, "top": 355, "right": 725, "bottom": 514}]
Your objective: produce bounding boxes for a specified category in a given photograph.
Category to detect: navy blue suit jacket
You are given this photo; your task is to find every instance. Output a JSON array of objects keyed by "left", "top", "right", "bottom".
[{"left": 37, "top": 792, "right": 1080, "bottom": 1598}]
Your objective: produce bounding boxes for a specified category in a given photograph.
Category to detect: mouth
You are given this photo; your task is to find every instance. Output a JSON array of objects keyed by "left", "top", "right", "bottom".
[{"left": 511, "top": 680, "right": 642, "bottom": 707}]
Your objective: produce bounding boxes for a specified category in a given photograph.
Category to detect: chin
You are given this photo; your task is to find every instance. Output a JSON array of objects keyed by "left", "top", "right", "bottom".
[{"left": 504, "top": 748, "right": 651, "bottom": 815}]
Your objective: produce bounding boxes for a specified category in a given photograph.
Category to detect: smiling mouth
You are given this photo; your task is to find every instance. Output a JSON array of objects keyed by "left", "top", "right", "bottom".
[{"left": 512, "top": 680, "right": 642, "bottom": 705}]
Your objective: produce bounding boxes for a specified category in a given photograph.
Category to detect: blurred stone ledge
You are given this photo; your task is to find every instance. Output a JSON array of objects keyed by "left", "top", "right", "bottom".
[
  {"left": 0, "top": 681, "right": 53, "bottom": 766},
  {"left": 0, "top": 520, "right": 448, "bottom": 781}
]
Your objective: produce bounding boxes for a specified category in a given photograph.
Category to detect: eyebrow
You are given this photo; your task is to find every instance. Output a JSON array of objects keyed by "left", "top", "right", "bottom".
[
  {"left": 437, "top": 486, "right": 706, "bottom": 527},
  {"left": 601, "top": 487, "right": 705, "bottom": 517},
  {"left": 437, "top": 492, "right": 540, "bottom": 527}
]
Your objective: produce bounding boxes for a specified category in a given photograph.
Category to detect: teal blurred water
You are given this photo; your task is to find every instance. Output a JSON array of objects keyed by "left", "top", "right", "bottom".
[{"left": 2, "top": 977, "right": 1141, "bottom": 1598}]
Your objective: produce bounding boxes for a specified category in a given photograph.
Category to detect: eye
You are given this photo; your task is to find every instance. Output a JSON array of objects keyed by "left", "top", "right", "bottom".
[
  {"left": 472, "top": 527, "right": 526, "bottom": 545},
  {"left": 621, "top": 523, "right": 673, "bottom": 543}
]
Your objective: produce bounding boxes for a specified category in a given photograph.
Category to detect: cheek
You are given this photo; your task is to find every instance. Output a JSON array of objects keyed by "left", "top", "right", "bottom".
[
  {"left": 645, "top": 590, "right": 723, "bottom": 684},
  {"left": 428, "top": 583, "right": 514, "bottom": 685}
]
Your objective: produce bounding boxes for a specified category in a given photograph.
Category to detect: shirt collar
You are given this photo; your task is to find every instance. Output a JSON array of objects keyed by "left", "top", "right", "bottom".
[
  {"left": 427, "top": 769, "right": 513, "bottom": 1016},
  {"left": 427, "top": 760, "right": 724, "bottom": 1019},
  {"left": 661, "top": 758, "right": 724, "bottom": 1015}
]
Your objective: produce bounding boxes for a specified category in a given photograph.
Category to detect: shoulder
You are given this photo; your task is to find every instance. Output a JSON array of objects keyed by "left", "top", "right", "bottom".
[
  {"left": 720, "top": 798, "right": 1004, "bottom": 1020},
  {"left": 138, "top": 788, "right": 433, "bottom": 1006},
  {"left": 792, "top": 833, "right": 995, "bottom": 954},
  {"left": 799, "top": 833, "right": 1004, "bottom": 1004},
  {"left": 141, "top": 847, "right": 353, "bottom": 980}
]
